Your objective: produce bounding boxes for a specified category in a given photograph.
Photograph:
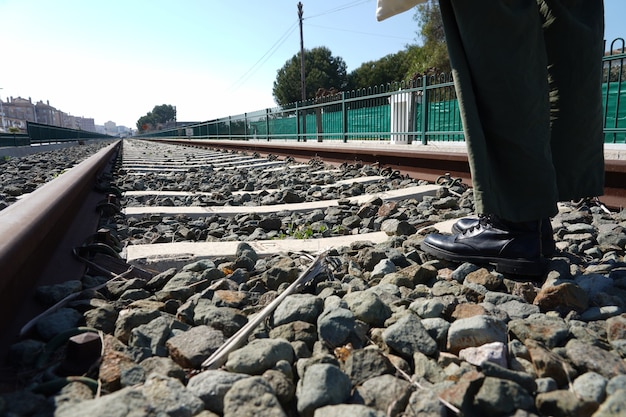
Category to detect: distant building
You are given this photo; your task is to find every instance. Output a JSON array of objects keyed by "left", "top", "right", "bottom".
[
  {"left": 76, "top": 117, "right": 96, "bottom": 132},
  {"left": 0, "top": 96, "right": 101, "bottom": 133},
  {"left": 2, "top": 97, "right": 37, "bottom": 130},
  {"left": 35, "top": 100, "right": 60, "bottom": 126},
  {"left": 104, "top": 121, "right": 117, "bottom": 136}
]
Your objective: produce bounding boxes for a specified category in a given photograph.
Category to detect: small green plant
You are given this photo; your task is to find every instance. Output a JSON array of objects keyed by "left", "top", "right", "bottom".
[
  {"left": 275, "top": 222, "right": 324, "bottom": 240},
  {"left": 52, "top": 169, "right": 67, "bottom": 178}
]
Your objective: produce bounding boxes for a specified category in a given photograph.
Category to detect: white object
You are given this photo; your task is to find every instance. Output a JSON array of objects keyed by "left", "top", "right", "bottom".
[{"left": 376, "top": 0, "right": 427, "bottom": 21}]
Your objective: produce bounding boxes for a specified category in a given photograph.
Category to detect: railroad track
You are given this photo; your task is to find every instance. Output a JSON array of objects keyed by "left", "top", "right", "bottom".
[
  {"left": 155, "top": 138, "right": 626, "bottom": 211},
  {"left": 1, "top": 139, "right": 625, "bottom": 417}
]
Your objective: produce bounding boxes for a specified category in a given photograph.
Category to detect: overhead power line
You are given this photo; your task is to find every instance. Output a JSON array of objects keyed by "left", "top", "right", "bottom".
[
  {"left": 304, "top": 0, "right": 371, "bottom": 20},
  {"left": 228, "top": 0, "right": 391, "bottom": 91},
  {"left": 306, "top": 23, "right": 413, "bottom": 42},
  {"left": 227, "top": 20, "right": 298, "bottom": 92}
]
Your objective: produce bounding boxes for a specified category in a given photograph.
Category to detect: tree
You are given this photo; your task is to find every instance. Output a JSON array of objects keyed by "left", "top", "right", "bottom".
[
  {"left": 273, "top": 46, "right": 348, "bottom": 105},
  {"left": 136, "top": 104, "right": 176, "bottom": 131},
  {"left": 409, "top": 1, "right": 450, "bottom": 75},
  {"left": 347, "top": 48, "right": 417, "bottom": 90}
]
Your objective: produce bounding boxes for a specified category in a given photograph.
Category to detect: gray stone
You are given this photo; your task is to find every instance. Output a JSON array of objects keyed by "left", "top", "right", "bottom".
[
  {"left": 572, "top": 371, "right": 607, "bottom": 403},
  {"left": 343, "top": 291, "right": 391, "bottom": 327},
  {"left": 54, "top": 387, "right": 149, "bottom": 417},
  {"left": 409, "top": 298, "right": 445, "bottom": 318},
  {"left": 458, "top": 341, "right": 507, "bottom": 368},
  {"left": 479, "top": 360, "right": 537, "bottom": 394},
  {"left": 403, "top": 389, "right": 446, "bottom": 417},
  {"left": 421, "top": 317, "right": 450, "bottom": 350},
  {"left": 498, "top": 299, "right": 540, "bottom": 319},
  {"left": 83, "top": 304, "right": 118, "bottom": 334},
  {"left": 370, "top": 259, "right": 397, "bottom": 279},
  {"left": 581, "top": 305, "right": 624, "bottom": 321},
  {"left": 313, "top": 404, "right": 385, "bottom": 417},
  {"left": 450, "top": 262, "right": 480, "bottom": 283},
  {"left": 508, "top": 313, "right": 569, "bottom": 348},
  {"left": 382, "top": 313, "right": 438, "bottom": 358},
  {"left": 120, "top": 365, "right": 146, "bottom": 387},
  {"left": 262, "top": 369, "right": 296, "bottom": 405},
  {"left": 36, "top": 308, "right": 83, "bottom": 341},
  {"left": 525, "top": 339, "right": 577, "bottom": 387},
  {"left": 354, "top": 374, "right": 412, "bottom": 417},
  {"left": 446, "top": 315, "right": 507, "bottom": 354},
  {"left": 317, "top": 307, "right": 356, "bottom": 347},
  {"left": 119, "top": 288, "right": 151, "bottom": 302},
  {"left": 53, "top": 381, "right": 95, "bottom": 412},
  {"left": 199, "top": 267, "right": 226, "bottom": 282},
  {"left": 192, "top": 300, "right": 248, "bottom": 337},
  {"left": 412, "top": 351, "right": 445, "bottom": 383},
  {"left": 114, "top": 308, "right": 161, "bottom": 344},
  {"left": 140, "top": 356, "right": 186, "bottom": 383},
  {"left": 356, "top": 248, "right": 387, "bottom": 272},
  {"left": 146, "top": 267, "right": 178, "bottom": 291},
  {"left": 473, "top": 377, "right": 533, "bottom": 415},
  {"left": 536, "top": 377, "right": 558, "bottom": 393},
  {"left": 606, "top": 375, "right": 626, "bottom": 395},
  {"left": 226, "top": 338, "right": 294, "bottom": 374},
  {"left": 592, "top": 388, "right": 626, "bottom": 417},
  {"left": 575, "top": 274, "right": 615, "bottom": 297},
  {"left": 223, "top": 376, "right": 286, "bottom": 417},
  {"left": 187, "top": 369, "right": 250, "bottom": 414},
  {"left": 140, "top": 374, "right": 204, "bottom": 417},
  {"left": 341, "top": 348, "right": 395, "bottom": 386},
  {"left": 106, "top": 277, "right": 147, "bottom": 298},
  {"left": 182, "top": 259, "right": 216, "bottom": 272},
  {"left": 166, "top": 325, "right": 225, "bottom": 368},
  {"left": 128, "top": 315, "right": 190, "bottom": 357},
  {"left": 565, "top": 339, "right": 626, "bottom": 378},
  {"left": 483, "top": 291, "right": 525, "bottom": 305},
  {"left": 380, "top": 218, "right": 416, "bottom": 236},
  {"left": 272, "top": 293, "right": 323, "bottom": 326},
  {"left": 269, "top": 321, "right": 318, "bottom": 350},
  {"left": 35, "top": 280, "right": 82, "bottom": 306},
  {"left": 535, "top": 390, "right": 599, "bottom": 417},
  {"left": 297, "top": 364, "right": 352, "bottom": 417}
]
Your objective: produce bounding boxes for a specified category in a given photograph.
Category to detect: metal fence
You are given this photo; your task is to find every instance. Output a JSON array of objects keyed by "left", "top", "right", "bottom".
[
  {"left": 138, "top": 38, "right": 626, "bottom": 144},
  {"left": 0, "top": 123, "right": 113, "bottom": 148}
]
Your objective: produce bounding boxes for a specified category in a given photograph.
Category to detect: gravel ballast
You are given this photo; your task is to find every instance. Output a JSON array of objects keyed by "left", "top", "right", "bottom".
[{"left": 2, "top": 140, "right": 625, "bottom": 417}]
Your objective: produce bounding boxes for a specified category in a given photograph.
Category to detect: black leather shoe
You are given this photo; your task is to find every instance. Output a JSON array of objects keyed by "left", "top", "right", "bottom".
[
  {"left": 451, "top": 215, "right": 556, "bottom": 257},
  {"left": 421, "top": 215, "right": 548, "bottom": 276}
]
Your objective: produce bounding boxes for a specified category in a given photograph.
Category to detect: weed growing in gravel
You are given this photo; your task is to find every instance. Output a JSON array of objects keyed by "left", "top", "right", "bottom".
[{"left": 279, "top": 223, "right": 330, "bottom": 239}]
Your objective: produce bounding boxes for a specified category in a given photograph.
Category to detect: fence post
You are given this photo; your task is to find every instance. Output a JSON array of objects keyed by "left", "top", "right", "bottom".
[
  {"left": 265, "top": 109, "right": 270, "bottom": 141},
  {"left": 296, "top": 102, "right": 301, "bottom": 142},
  {"left": 420, "top": 75, "right": 429, "bottom": 145},
  {"left": 342, "top": 92, "right": 348, "bottom": 143}
]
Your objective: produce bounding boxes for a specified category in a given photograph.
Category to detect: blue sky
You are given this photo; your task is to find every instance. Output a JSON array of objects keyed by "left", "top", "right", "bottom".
[{"left": 0, "top": 0, "right": 623, "bottom": 128}]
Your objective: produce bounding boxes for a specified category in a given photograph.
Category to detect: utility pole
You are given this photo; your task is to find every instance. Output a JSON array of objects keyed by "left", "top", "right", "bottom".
[{"left": 298, "top": 2, "right": 306, "bottom": 141}]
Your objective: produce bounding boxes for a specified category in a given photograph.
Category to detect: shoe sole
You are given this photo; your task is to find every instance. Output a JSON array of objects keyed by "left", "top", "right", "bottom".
[{"left": 420, "top": 240, "right": 548, "bottom": 276}]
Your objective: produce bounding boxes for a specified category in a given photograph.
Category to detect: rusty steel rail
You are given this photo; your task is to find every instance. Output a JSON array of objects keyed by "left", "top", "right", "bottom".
[
  {"left": 0, "top": 141, "right": 121, "bottom": 348},
  {"left": 153, "top": 139, "right": 626, "bottom": 210}
]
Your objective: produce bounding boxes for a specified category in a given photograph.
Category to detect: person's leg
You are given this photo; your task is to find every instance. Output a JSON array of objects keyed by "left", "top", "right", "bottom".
[
  {"left": 439, "top": 0, "right": 558, "bottom": 222},
  {"left": 539, "top": 0, "right": 605, "bottom": 201},
  {"left": 422, "top": 0, "right": 555, "bottom": 275}
]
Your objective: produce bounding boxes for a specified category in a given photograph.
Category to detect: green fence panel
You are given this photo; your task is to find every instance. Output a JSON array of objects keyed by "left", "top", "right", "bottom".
[
  {"left": 603, "top": 82, "right": 626, "bottom": 143},
  {"left": 0, "top": 134, "right": 30, "bottom": 147}
]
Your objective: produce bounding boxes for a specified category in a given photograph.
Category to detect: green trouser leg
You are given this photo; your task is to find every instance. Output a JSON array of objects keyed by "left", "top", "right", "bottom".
[{"left": 439, "top": 0, "right": 605, "bottom": 222}]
